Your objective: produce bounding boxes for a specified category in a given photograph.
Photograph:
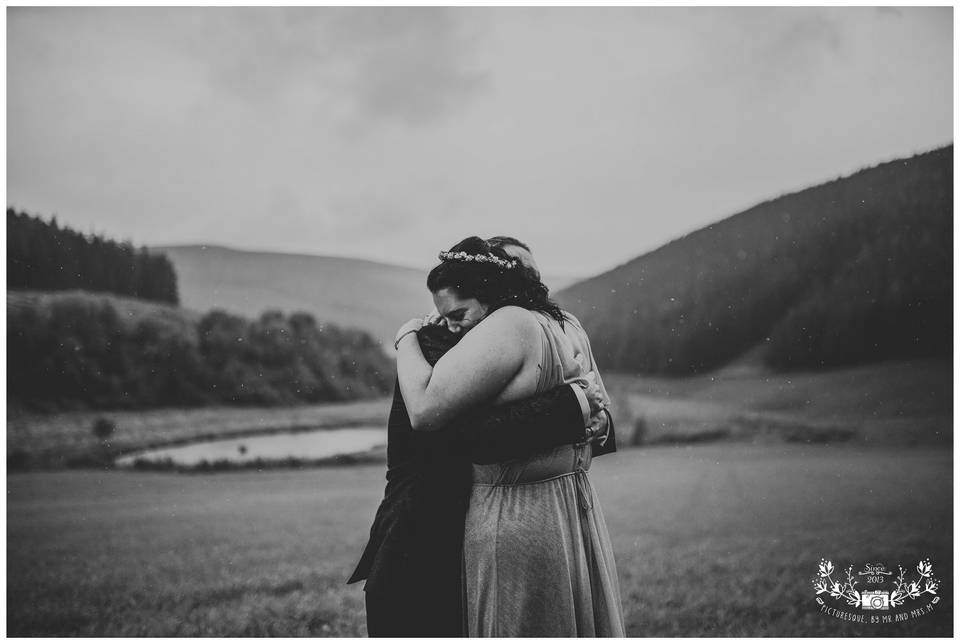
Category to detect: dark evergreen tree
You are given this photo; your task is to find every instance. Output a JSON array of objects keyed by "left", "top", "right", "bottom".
[{"left": 7, "top": 208, "right": 179, "bottom": 304}]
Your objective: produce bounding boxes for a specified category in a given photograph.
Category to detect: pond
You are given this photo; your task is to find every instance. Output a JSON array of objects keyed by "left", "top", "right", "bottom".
[{"left": 115, "top": 427, "right": 385, "bottom": 469}]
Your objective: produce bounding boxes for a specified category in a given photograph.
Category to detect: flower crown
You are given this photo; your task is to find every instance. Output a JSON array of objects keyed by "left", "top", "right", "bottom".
[{"left": 438, "top": 250, "right": 518, "bottom": 270}]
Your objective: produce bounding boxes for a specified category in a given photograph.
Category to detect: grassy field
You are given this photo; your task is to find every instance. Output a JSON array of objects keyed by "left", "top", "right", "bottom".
[
  {"left": 604, "top": 356, "right": 952, "bottom": 448},
  {"left": 8, "top": 356, "right": 950, "bottom": 471},
  {"left": 7, "top": 399, "right": 391, "bottom": 470},
  {"left": 7, "top": 443, "right": 951, "bottom": 637}
]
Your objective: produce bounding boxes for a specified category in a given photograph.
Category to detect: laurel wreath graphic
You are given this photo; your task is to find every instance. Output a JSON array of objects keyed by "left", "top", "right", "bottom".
[{"left": 811, "top": 558, "right": 941, "bottom": 608}]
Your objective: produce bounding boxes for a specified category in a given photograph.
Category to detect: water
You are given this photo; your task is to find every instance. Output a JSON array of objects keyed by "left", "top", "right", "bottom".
[{"left": 115, "top": 427, "right": 385, "bottom": 468}]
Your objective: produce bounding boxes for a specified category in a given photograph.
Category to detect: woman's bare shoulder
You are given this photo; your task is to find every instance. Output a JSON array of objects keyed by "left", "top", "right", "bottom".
[
  {"left": 466, "top": 305, "right": 541, "bottom": 342},
  {"left": 487, "top": 305, "right": 542, "bottom": 327}
]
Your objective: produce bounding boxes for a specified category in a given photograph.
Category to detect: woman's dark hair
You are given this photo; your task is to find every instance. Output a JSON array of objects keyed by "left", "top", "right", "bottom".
[
  {"left": 487, "top": 235, "right": 531, "bottom": 252},
  {"left": 427, "top": 236, "right": 565, "bottom": 325}
]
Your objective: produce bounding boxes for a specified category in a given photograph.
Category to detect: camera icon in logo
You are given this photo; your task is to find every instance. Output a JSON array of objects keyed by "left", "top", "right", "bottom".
[{"left": 861, "top": 591, "right": 890, "bottom": 610}]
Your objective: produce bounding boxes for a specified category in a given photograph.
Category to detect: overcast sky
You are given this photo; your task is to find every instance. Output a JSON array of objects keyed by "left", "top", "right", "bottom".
[{"left": 7, "top": 7, "right": 953, "bottom": 276}]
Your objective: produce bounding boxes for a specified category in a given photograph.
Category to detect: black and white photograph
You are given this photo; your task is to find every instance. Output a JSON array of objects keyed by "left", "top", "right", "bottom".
[{"left": 5, "top": 5, "right": 954, "bottom": 637}]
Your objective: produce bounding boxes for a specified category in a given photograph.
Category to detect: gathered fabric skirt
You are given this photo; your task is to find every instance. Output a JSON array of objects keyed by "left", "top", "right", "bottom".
[{"left": 463, "top": 443, "right": 625, "bottom": 637}]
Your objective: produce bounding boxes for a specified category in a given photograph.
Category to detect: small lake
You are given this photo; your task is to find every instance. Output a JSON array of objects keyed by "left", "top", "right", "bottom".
[{"left": 115, "top": 427, "right": 385, "bottom": 468}]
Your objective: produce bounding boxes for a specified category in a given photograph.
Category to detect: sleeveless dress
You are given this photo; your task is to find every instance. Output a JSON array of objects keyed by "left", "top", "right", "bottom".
[{"left": 462, "top": 311, "right": 626, "bottom": 637}]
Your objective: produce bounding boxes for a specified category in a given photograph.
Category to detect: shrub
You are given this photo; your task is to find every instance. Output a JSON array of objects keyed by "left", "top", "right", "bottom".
[
  {"left": 630, "top": 416, "right": 647, "bottom": 446},
  {"left": 8, "top": 293, "right": 393, "bottom": 410},
  {"left": 92, "top": 417, "right": 116, "bottom": 440}
]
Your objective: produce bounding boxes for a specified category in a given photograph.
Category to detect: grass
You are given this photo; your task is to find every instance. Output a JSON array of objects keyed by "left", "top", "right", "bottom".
[
  {"left": 6, "top": 289, "right": 202, "bottom": 326},
  {"left": 7, "top": 443, "right": 952, "bottom": 636},
  {"left": 7, "top": 400, "right": 390, "bottom": 470},
  {"left": 604, "top": 356, "right": 952, "bottom": 448},
  {"left": 9, "top": 356, "right": 950, "bottom": 471}
]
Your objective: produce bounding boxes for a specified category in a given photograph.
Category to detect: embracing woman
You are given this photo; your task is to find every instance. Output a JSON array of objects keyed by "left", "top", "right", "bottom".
[{"left": 395, "top": 236, "right": 625, "bottom": 637}]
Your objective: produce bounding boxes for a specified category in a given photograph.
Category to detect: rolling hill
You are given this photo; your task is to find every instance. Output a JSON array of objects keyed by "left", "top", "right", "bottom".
[
  {"left": 556, "top": 145, "right": 952, "bottom": 374},
  {"left": 156, "top": 245, "right": 582, "bottom": 349},
  {"left": 153, "top": 246, "right": 436, "bottom": 349}
]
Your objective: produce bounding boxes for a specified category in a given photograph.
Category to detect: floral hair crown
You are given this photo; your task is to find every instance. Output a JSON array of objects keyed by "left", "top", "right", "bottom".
[{"left": 438, "top": 250, "right": 518, "bottom": 270}]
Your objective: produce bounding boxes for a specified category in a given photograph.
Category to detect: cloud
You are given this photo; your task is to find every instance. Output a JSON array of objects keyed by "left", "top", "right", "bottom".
[
  {"left": 765, "top": 9, "right": 844, "bottom": 58},
  {"left": 6, "top": 7, "right": 952, "bottom": 276},
  {"left": 165, "top": 9, "right": 335, "bottom": 104},
  {"left": 876, "top": 7, "right": 903, "bottom": 18},
  {"left": 169, "top": 7, "right": 488, "bottom": 126},
  {"left": 331, "top": 8, "right": 488, "bottom": 126},
  {"left": 324, "top": 175, "right": 467, "bottom": 237},
  {"left": 685, "top": 8, "right": 850, "bottom": 98}
]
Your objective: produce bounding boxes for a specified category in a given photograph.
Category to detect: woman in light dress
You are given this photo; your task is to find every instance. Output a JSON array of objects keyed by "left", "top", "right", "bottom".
[{"left": 394, "top": 236, "right": 625, "bottom": 637}]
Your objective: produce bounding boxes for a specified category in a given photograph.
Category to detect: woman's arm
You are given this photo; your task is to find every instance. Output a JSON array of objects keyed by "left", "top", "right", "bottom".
[
  {"left": 445, "top": 383, "right": 589, "bottom": 463},
  {"left": 413, "top": 322, "right": 603, "bottom": 461},
  {"left": 396, "top": 306, "right": 538, "bottom": 431}
]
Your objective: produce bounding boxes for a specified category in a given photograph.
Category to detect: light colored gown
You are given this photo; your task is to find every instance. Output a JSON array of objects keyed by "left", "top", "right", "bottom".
[{"left": 463, "top": 310, "right": 626, "bottom": 637}]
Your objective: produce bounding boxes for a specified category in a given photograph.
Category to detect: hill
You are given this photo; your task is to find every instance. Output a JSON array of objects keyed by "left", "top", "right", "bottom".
[
  {"left": 153, "top": 245, "right": 435, "bottom": 349},
  {"left": 557, "top": 145, "right": 952, "bottom": 374},
  {"left": 156, "top": 245, "right": 580, "bottom": 348}
]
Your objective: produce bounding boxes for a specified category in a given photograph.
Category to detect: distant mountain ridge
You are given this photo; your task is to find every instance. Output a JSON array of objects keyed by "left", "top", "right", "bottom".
[
  {"left": 557, "top": 145, "right": 952, "bottom": 374},
  {"left": 155, "top": 244, "right": 582, "bottom": 349},
  {"left": 152, "top": 245, "right": 435, "bottom": 349}
]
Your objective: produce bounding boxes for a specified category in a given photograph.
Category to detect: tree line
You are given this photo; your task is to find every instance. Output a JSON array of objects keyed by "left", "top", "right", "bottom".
[
  {"left": 8, "top": 292, "right": 394, "bottom": 411},
  {"left": 7, "top": 207, "right": 178, "bottom": 304},
  {"left": 557, "top": 145, "right": 952, "bottom": 374}
]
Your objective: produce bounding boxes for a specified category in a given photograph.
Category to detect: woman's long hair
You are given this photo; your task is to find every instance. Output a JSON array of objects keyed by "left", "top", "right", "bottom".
[{"left": 427, "top": 236, "right": 565, "bottom": 326}]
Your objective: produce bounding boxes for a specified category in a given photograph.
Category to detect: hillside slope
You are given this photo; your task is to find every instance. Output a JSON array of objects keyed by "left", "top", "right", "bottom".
[
  {"left": 557, "top": 145, "right": 952, "bottom": 374},
  {"left": 154, "top": 245, "right": 434, "bottom": 349}
]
